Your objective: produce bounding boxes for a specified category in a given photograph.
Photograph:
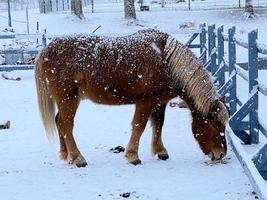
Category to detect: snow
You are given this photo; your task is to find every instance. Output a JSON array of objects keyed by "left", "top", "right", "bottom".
[
  {"left": 0, "top": 70, "right": 255, "bottom": 200},
  {"left": 1, "top": 6, "right": 267, "bottom": 200}
]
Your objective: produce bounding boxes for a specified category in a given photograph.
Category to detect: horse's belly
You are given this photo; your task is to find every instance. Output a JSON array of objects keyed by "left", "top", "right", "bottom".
[
  {"left": 77, "top": 69, "right": 172, "bottom": 105},
  {"left": 80, "top": 84, "right": 139, "bottom": 105},
  {"left": 80, "top": 81, "right": 172, "bottom": 105}
]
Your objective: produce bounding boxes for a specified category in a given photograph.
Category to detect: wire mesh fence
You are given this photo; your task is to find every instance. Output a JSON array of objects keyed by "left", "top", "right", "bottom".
[
  {"left": 0, "top": 0, "right": 39, "bottom": 11},
  {"left": 86, "top": 0, "right": 267, "bottom": 13},
  {"left": 1, "top": 0, "right": 267, "bottom": 13}
]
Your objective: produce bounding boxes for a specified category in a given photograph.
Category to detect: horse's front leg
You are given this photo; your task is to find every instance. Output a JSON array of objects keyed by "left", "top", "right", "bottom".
[
  {"left": 125, "top": 101, "right": 154, "bottom": 165},
  {"left": 150, "top": 104, "right": 169, "bottom": 160},
  {"left": 56, "top": 98, "right": 87, "bottom": 167}
]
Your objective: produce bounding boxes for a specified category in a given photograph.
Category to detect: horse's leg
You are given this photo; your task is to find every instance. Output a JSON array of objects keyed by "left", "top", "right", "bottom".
[
  {"left": 56, "top": 98, "right": 87, "bottom": 167},
  {"left": 55, "top": 113, "right": 68, "bottom": 161},
  {"left": 125, "top": 101, "right": 154, "bottom": 165},
  {"left": 150, "top": 104, "right": 169, "bottom": 160}
]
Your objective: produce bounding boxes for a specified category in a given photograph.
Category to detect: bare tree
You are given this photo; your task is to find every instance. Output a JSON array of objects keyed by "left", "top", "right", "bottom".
[
  {"left": 245, "top": 0, "right": 255, "bottom": 18},
  {"left": 71, "top": 0, "right": 84, "bottom": 19},
  {"left": 124, "top": 0, "right": 136, "bottom": 19}
]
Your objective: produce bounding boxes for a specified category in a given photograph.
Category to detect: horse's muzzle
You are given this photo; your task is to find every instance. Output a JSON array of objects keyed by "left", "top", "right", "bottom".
[{"left": 208, "top": 151, "right": 225, "bottom": 161}]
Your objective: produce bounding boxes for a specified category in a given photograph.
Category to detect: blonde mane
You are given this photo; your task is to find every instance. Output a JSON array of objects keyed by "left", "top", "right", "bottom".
[{"left": 164, "top": 36, "right": 228, "bottom": 124}]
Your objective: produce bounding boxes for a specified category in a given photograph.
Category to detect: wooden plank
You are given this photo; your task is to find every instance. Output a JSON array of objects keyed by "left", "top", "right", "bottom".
[{"left": 0, "top": 65, "right": 34, "bottom": 72}]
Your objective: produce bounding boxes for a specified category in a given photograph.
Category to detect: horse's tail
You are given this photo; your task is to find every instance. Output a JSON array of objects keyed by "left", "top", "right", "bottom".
[{"left": 35, "top": 50, "right": 57, "bottom": 141}]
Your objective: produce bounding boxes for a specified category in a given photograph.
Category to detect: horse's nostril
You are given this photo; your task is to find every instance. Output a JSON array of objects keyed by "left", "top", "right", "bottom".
[
  {"left": 220, "top": 153, "right": 224, "bottom": 160},
  {"left": 209, "top": 152, "right": 215, "bottom": 161}
]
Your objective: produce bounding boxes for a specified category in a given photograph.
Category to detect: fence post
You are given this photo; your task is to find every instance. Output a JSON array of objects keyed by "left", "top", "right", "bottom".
[
  {"left": 208, "top": 24, "right": 216, "bottom": 75},
  {"left": 248, "top": 30, "right": 259, "bottom": 144},
  {"left": 188, "top": 0, "right": 191, "bottom": 10},
  {"left": 26, "top": 8, "right": 29, "bottom": 34},
  {"left": 36, "top": 21, "right": 39, "bottom": 44},
  {"left": 8, "top": 0, "right": 12, "bottom": 27},
  {"left": 228, "top": 27, "right": 237, "bottom": 115},
  {"left": 200, "top": 24, "right": 206, "bottom": 64},
  {"left": 217, "top": 25, "right": 225, "bottom": 88},
  {"left": 42, "top": 29, "right": 47, "bottom": 47}
]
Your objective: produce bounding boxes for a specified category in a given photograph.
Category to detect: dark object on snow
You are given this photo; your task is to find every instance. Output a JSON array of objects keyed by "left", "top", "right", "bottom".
[
  {"left": 140, "top": 5, "right": 149, "bottom": 11},
  {"left": 110, "top": 145, "right": 125, "bottom": 153},
  {"left": 0, "top": 121, "right": 10, "bottom": 129},
  {"left": 120, "top": 192, "right": 131, "bottom": 198},
  {"left": 3, "top": 27, "right": 14, "bottom": 33},
  {"left": 1, "top": 73, "right": 21, "bottom": 81},
  {"left": 169, "top": 102, "right": 179, "bottom": 108}
]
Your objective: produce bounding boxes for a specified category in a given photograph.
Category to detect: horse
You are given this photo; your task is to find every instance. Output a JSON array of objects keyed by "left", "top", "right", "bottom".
[{"left": 35, "top": 29, "right": 229, "bottom": 167}]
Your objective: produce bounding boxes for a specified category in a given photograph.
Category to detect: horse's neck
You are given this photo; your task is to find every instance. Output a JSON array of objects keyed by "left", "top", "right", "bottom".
[{"left": 164, "top": 36, "right": 219, "bottom": 117}]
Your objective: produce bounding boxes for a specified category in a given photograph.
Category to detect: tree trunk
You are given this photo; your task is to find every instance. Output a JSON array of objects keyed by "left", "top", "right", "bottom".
[
  {"left": 124, "top": 0, "right": 136, "bottom": 20},
  {"left": 71, "top": 0, "right": 84, "bottom": 19},
  {"left": 245, "top": 0, "right": 255, "bottom": 18},
  {"left": 161, "top": 0, "right": 165, "bottom": 8}
]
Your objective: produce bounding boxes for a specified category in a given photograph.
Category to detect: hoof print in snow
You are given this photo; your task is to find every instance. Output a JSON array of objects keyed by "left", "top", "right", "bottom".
[
  {"left": 110, "top": 145, "right": 125, "bottom": 153},
  {"left": 120, "top": 192, "right": 130, "bottom": 198},
  {"left": 0, "top": 121, "right": 10, "bottom": 130}
]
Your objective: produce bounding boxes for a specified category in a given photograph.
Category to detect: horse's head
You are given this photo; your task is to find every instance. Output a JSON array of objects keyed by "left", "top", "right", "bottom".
[{"left": 191, "top": 99, "right": 229, "bottom": 161}]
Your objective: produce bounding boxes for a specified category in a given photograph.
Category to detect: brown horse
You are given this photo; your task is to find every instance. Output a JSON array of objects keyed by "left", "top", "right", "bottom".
[{"left": 35, "top": 29, "right": 229, "bottom": 167}]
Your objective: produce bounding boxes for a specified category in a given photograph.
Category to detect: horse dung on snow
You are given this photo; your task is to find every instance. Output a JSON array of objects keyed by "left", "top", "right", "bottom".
[{"left": 35, "top": 29, "right": 229, "bottom": 167}]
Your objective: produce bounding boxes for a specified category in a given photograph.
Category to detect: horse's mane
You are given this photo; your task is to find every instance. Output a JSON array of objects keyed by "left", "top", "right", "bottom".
[{"left": 164, "top": 36, "right": 228, "bottom": 125}]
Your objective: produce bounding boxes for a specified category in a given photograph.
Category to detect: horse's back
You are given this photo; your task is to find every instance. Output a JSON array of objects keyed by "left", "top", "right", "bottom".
[{"left": 35, "top": 29, "right": 174, "bottom": 105}]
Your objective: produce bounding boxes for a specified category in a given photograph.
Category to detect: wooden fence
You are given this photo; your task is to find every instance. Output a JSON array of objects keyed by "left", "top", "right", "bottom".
[
  {"left": 0, "top": 32, "right": 47, "bottom": 71},
  {"left": 186, "top": 24, "right": 267, "bottom": 199}
]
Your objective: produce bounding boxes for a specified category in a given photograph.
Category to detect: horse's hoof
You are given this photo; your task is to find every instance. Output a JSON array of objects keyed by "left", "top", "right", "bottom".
[
  {"left": 68, "top": 154, "right": 87, "bottom": 167},
  {"left": 76, "top": 162, "right": 88, "bottom": 168},
  {"left": 130, "top": 159, "right": 141, "bottom": 165},
  {"left": 158, "top": 153, "right": 169, "bottom": 161}
]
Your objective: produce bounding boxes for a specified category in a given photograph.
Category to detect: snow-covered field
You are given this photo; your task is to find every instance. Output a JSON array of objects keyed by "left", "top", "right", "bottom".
[
  {"left": 0, "top": 70, "right": 257, "bottom": 200},
  {"left": 1, "top": 7, "right": 267, "bottom": 200}
]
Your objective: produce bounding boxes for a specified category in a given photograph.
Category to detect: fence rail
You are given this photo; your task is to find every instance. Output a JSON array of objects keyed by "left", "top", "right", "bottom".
[
  {"left": 186, "top": 23, "right": 267, "bottom": 199},
  {"left": 0, "top": 32, "right": 47, "bottom": 69},
  {"left": 0, "top": 64, "right": 34, "bottom": 71}
]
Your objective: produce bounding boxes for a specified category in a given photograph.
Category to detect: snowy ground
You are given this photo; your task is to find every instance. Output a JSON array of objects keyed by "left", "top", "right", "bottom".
[
  {"left": 1, "top": 7, "right": 267, "bottom": 200},
  {"left": 0, "top": 70, "right": 257, "bottom": 200}
]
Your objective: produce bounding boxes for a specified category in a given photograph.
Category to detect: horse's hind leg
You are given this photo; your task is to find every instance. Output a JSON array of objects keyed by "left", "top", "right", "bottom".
[
  {"left": 125, "top": 101, "right": 154, "bottom": 165},
  {"left": 55, "top": 113, "right": 68, "bottom": 161},
  {"left": 56, "top": 98, "right": 87, "bottom": 167},
  {"left": 150, "top": 104, "right": 169, "bottom": 160}
]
